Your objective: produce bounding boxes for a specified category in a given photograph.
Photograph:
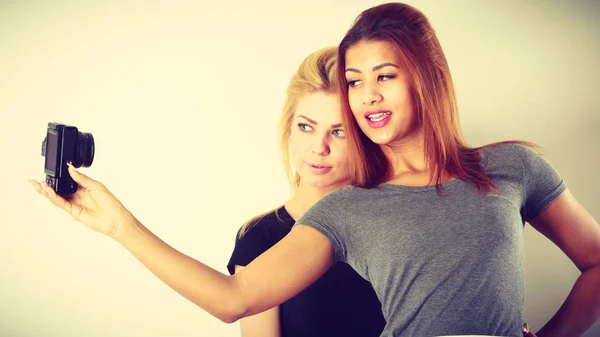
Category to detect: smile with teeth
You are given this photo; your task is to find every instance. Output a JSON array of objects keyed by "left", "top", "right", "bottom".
[{"left": 367, "top": 112, "right": 391, "bottom": 121}]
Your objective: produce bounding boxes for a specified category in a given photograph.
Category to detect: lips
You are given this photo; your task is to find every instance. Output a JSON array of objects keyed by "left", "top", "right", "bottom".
[
  {"left": 364, "top": 110, "right": 391, "bottom": 120},
  {"left": 308, "top": 163, "right": 331, "bottom": 168},
  {"left": 306, "top": 162, "right": 333, "bottom": 174},
  {"left": 364, "top": 110, "right": 392, "bottom": 128}
]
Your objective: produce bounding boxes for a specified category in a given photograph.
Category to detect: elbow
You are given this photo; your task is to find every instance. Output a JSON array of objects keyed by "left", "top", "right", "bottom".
[
  {"left": 218, "top": 314, "right": 239, "bottom": 325},
  {"left": 204, "top": 300, "right": 242, "bottom": 324},
  {"left": 212, "top": 280, "right": 248, "bottom": 324},
  {"left": 215, "top": 300, "right": 246, "bottom": 324}
]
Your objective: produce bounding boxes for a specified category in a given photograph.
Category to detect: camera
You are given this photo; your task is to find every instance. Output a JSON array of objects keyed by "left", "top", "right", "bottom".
[{"left": 41, "top": 123, "right": 95, "bottom": 195}]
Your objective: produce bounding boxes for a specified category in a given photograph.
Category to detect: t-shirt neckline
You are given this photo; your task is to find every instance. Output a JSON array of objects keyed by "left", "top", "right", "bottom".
[{"left": 378, "top": 177, "right": 463, "bottom": 192}]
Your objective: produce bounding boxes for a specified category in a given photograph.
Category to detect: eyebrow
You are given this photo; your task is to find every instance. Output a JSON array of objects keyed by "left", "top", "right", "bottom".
[
  {"left": 345, "top": 62, "right": 399, "bottom": 74},
  {"left": 297, "top": 115, "right": 343, "bottom": 128}
]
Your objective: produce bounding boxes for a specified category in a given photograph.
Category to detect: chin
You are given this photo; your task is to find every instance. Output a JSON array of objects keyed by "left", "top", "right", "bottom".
[
  {"left": 365, "top": 132, "right": 397, "bottom": 145},
  {"left": 369, "top": 137, "right": 390, "bottom": 145},
  {"left": 304, "top": 177, "right": 346, "bottom": 189},
  {"left": 307, "top": 179, "right": 335, "bottom": 188},
  {"left": 358, "top": 126, "right": 393, "bottom": 144}
]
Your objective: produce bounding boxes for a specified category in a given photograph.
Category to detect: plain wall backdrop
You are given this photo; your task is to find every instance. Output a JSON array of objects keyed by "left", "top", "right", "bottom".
[{"left": 1, "top": 0, "right": 598, "bottom": 336}]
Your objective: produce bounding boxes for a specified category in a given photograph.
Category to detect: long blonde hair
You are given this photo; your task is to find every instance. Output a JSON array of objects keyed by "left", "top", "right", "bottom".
[{"left": 238, "top": 46, "right": 339, "bottom": 237}]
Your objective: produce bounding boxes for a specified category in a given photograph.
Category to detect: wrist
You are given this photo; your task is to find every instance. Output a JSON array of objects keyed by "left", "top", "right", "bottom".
[{"left": 111, "top": 213, "right": 141, "bottom": 244}]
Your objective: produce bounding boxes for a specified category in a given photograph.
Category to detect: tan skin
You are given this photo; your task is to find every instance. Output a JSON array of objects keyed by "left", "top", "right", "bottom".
[
  {"left": 30, "top": 168, "right": 335, "bottom": 322},
  {"left": 30, "top": 40, "right": 600, "bottom": 336}
]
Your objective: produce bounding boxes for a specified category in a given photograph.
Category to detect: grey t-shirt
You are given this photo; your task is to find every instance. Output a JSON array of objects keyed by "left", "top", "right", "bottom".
[{"left": 296, "top": 143, "right": 566, "bottom": 337}]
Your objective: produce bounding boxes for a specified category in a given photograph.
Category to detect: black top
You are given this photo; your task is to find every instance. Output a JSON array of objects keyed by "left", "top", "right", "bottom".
[{"left": 227, "top": 206, "right": 386, "bottom": 337}]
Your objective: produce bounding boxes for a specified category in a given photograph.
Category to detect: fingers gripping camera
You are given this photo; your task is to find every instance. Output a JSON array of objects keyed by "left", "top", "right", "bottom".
[{"left": 41, "top": 123, "right": 95, "bottom": 194}]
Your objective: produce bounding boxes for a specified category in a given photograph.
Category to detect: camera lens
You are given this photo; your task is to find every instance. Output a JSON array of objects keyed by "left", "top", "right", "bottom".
[{"left": 73, "top": 131, "right": 95, "bottom": 168}]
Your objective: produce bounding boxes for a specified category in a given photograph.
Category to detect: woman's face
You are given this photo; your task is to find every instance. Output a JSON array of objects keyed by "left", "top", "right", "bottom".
[
  {"left": 289, "top": 91, "right": 350, "bottom": 189},
  {"left": 344, "top": 39, "right": 419, "bottom": 146}
]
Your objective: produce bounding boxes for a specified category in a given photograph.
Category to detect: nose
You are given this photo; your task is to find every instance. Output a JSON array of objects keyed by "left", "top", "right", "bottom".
[
  {"left": 362, "top": 83, "right": 383, "bottom": 105},
  {"left": 310, "top": 135, "right": 330, "bottom": 156}
]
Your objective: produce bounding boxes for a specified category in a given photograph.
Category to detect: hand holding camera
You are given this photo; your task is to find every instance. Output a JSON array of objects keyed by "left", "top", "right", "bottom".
[
  {"left": 30, "top": 122, "right": 136, "bottom": 239},
  {"left": 29, "top": 163, "right": 136, "bottom": 239}
]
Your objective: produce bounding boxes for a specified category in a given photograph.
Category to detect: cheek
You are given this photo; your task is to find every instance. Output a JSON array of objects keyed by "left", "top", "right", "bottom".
[
  {"left": 389, "top": 84, "right": 412, "bottom": 111},
  {"left": 288, "top": 135, "right": 303, "bottom": 160},
  {"left": 332, "top": 144, "right": 350, "bottom": 167},
  {"left": 289, "top": 144, "right": 304, "bottom": 172}
]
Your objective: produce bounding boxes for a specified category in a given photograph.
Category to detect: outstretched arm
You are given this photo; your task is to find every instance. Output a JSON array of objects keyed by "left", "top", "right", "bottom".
[
  {"left": 529, "top": 189, "right": 600, "bottom": 337},
  {"left": 29, "top": 165, "right": 334, "bottom": 323},
  {"left": 114, "top": 216, "right": 332, "bottom": 323}
]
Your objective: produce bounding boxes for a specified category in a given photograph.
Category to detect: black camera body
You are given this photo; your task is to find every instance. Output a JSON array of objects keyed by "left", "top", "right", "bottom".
[{"left": 41, "top": 123, "right": 95, "bottom": 195}]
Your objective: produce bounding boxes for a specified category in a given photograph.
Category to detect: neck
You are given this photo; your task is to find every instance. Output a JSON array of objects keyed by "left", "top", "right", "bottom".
[
  {"left": 383, "top": 131, "right": 428, "bottom": 176},
  {"left": 381, "top": 131, "right": 454, "bottom": 186},
  {"left": 285, "top": 180, "right": 348, "bottom": 220}
]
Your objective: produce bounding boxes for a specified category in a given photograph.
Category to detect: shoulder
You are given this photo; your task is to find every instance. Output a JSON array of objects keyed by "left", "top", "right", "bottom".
[
  {"left": 304, "top": 185, "right": 380, "bottom": 216},
  {"left": 479, "top": 141, "right": 539, "bottom": 174},
  {"left": 481, "top": 141, "right": 557, "bottom": 171},
  {"left": 318, "top": 185, "right": 385, "bottom": 201},
  {"left": 480, "top": 141, "right": 531, "bottom": 160},
  {"left": 309, "top": 186, "right": 352, "bottom": 211}
]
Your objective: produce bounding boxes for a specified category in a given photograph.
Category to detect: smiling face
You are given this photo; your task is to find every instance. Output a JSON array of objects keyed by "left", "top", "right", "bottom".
[
  {"left": 289, "top": 91, "right": 350, "bottom": 189},
  {"left": 344, "top": 39, "right": 420, "bottom": 146}
]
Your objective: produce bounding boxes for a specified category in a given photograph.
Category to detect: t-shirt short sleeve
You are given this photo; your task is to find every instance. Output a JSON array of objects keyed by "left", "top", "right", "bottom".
[
  {"left": 227, "top": 225, "right": 273, "bottom": 275},
  {"left": 515, "top": 144, "right": 567, "bottom": 222},
  {"left": 295, "top": 188, "right": 349, "bottom": 263}
]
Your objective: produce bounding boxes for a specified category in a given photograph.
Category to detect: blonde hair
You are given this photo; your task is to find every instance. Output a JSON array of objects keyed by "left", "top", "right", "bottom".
[{"left": 238, "top": 46, "right": 339, "bottom": 237}]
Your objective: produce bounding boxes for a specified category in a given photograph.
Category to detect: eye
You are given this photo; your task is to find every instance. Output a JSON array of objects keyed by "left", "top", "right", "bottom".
[
  {"left": 297, "top": 123, "right": 314, "bottom": 132},
  {"left": 346, "top": 79, "right": 362, "bottom": 88},
  {"left": 332, "top": 129, "right": 345, "bottom": 138},
  {"left": 378, "top": 74, "right": 395, "bottom": 81}
]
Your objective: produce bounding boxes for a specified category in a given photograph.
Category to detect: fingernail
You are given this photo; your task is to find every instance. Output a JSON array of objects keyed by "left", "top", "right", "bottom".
[{"left": 523, "top": 322, "right": 529, "bottom": 332}]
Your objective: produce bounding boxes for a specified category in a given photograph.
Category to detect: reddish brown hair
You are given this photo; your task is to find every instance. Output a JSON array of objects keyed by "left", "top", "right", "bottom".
[{"left": 337, "top": 2, "right": 535, "bottom": 194}]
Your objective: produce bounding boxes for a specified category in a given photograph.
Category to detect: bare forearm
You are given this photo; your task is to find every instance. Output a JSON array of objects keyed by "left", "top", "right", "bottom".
[
  {"left": 536, "top": 265, "right": 600, "bottom": 337},
  {"left": 114, "top": 218, "right": 242, "bottom": 323}
]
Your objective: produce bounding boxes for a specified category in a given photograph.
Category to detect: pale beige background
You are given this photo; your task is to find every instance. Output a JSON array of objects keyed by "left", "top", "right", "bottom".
[{"left": 1, "top": 1, "right": 598, "bottom": 336}]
